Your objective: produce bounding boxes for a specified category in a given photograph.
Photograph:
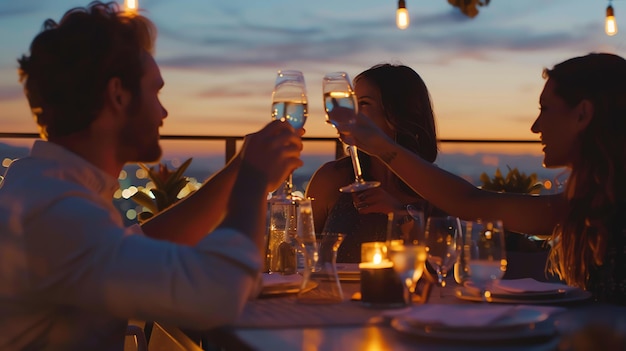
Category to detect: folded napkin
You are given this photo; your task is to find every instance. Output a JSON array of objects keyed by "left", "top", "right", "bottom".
[
  {"left": 494, "top": 278, "right": 575, "bottom": 293},
  {"left": 394, "top": 304, "right": 517, "bottom": 327},
  {"left": 390, "top": 304, "right": 565, "bottom": 328},
  {"left": 261, "top": 273, "right": 302, "bottom": 287}
]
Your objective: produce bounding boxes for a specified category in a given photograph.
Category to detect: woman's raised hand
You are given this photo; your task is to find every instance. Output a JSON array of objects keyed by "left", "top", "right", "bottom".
[
  {"left": 351, "top": 187, "right": 403, "bottom": 215},
  {"left": 331, "top": 110, "right": 394, "bottom": 157}
]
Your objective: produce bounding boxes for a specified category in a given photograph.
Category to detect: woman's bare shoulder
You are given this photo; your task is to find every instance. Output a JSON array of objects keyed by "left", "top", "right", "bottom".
[
  {"left": 311, "top": 157, "right": 352, "bottom": 177},
  {"left": 307, "top": 158, "right": 353, "bottom": 195}
]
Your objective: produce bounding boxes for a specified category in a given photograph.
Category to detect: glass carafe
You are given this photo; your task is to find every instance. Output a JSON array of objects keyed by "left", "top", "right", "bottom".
[{"left": 265, "top": 197, "right": 298, "bottom": 274}]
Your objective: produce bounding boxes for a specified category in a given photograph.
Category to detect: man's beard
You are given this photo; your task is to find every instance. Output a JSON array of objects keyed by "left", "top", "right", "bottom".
[
  {"left": 118, "top": 123, "right": 162, "bottom": 164},
  {"left": 119, "top": 101, "right": 163, "bottom": 164}
]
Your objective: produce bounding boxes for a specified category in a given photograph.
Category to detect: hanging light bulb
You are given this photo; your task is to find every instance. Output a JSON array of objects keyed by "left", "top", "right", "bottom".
[
  {"left": 606, "top": 2, "right": 618, "bottom": 36},
  {"left": 125, "top": 0, "right": 138, "bottom": 14},
  {"left": 396, "top": 0, "right": 409, "bottom": 30}
]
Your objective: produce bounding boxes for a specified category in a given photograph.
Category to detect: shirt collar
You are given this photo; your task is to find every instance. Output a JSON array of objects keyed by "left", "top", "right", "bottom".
[{"left": 30, "top": 140, "right": 120, "bottom": 199}]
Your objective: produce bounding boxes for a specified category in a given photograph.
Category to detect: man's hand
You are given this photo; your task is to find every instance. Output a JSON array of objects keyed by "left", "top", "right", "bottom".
[{"left": 239, "top": 120, "right": 303, "bottom": 192}]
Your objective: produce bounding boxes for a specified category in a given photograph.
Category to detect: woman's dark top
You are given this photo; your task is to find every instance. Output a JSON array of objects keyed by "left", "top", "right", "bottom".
[
  {"left": 318, "top": 155, "right": 443, "bottom": 262},
  {"left": 322, "top": 193, "right": 386, "bottom": 263},
  {"left": 322, "top": 193, "right": 441, "bottom": 263}
]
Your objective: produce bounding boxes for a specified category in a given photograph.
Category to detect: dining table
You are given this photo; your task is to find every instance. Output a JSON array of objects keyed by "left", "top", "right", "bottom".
[{"left": 176, "top": 265, "right": 626, "bottom": 351}]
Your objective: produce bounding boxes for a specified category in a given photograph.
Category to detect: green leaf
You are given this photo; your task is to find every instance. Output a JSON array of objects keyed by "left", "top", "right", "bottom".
[
  {"left": 130, "top": 191, "right": 158, "bottom": 213},
  {"left": 163, "top": 158, "right": 192, "bottom": 190},
  {"left": 151, "top": 188, "right": 170, "bottom": 211},
  {"left": 172, "top": 158, "right": 193, "bottom": 182},
  {"left": 165, "top": 178, "right": 188, "bottom": 202}
]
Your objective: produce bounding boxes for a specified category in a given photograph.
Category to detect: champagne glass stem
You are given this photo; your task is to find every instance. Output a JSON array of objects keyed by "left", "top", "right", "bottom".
[{"left": 347, "top": 145, "right": 365, "bottom": 183}]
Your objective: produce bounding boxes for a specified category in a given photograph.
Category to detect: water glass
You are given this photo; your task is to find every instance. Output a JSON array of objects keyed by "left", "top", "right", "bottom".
[
  {"left": 297, "top": 232, "right": 345, "bottom": 304},
  {"left": 386, "top": 209, "right": 429, "bottom": 304},
  {"left": 424, "top": 216, "right": 462, "bottom": 289},
  {"left": 295, "top": 199, "right": 318, "bottom": 281},
  {"left": 464, "top": 219, "right": 507, "bottom": 301}
]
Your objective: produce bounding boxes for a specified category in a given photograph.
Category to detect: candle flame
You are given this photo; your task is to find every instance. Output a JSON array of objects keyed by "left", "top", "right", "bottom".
[{"left": 373, "top": 252, "right": 382, "bottom": 264}]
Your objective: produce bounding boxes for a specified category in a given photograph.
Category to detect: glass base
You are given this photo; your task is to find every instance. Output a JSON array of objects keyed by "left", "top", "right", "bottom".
[{"left": 339, "top": 180, "right": 380, "bottom": 193}]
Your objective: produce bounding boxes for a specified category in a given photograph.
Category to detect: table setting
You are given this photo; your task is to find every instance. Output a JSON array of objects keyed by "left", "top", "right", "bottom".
[
  {"left": 187, "top": 71, "right": 614, "bottom": 351},
  {"left": 197, "top": 203, "right": 606, "bottom": 351}
]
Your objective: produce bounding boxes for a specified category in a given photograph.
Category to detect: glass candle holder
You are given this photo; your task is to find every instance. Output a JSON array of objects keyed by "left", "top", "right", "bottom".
[{"left": 358, "top": 242, "right": 405, "bottom": 308}]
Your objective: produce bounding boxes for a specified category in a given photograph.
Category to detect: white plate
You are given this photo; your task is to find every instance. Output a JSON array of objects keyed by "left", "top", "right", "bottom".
[
  {"left": 391, "top": 307, "right": 556, "bottom": 342},
  {"left": 455, "top": 286, "right": 592, "bottom": 304}
]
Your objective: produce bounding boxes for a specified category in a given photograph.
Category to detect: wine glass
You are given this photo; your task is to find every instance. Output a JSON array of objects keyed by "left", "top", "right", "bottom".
[
  {"left": 271, "top": 70, "right": 308, "bottom": 199},
  {"left": 322, "top": 72, "right": 380, "bottom": 193},
  {"left": 424, "top": 216, "right": 462, "bottom": 295},
  {"left": 386, "top": 210, "right": 427, "bottom": 304},
  {"left": 464, "top": 219, "right": 507, "bottom": 302}
]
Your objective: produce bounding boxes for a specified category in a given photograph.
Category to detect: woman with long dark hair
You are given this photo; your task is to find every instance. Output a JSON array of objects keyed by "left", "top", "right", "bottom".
[{"left": 306, "top": 64, "right": 441, "bottom": 262}]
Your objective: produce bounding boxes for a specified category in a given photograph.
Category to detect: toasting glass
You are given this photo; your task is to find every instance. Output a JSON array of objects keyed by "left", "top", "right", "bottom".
[
  {"left": 271, "top": 70, "right": 307, "bottom": 199},
  {"left": 322, "top": 72, "right": 380, "bottom": 193}
]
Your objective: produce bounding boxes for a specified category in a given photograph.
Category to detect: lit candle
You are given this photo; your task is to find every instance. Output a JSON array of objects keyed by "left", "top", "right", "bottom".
[
  {"left": 360, "top": 241, "right": 387, "bottom": 263},
  {"left": 358, "top": 242, "right": 405, "bottom": 308}
]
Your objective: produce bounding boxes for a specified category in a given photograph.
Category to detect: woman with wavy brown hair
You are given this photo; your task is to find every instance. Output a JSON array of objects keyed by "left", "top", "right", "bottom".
[{"left": 331, "top": 53, "right": 626, "bottom": 304}]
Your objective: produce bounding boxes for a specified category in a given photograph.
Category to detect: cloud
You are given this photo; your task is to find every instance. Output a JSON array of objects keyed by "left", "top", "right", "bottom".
[
  {"left": 0, "top": 1, "right": 42, "bottom": 19},
  {"left": 149, "top": 0, "right": 605, "bottom": 74}
]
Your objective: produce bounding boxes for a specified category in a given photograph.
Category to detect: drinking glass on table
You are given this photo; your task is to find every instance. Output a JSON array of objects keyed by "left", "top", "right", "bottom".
[
  {"left": 464, "top": 219, "right": 507, "bottom": 302},
  {"left": 271, "top": 69, "right": 307, "bottom": 199},
  {"left": 294, "top": 198, "right": 318, "bottom": 283},
  {"left": 297, "top": 231, "right": 345, "bottom": 304},
  {"left": 322, "top": 72, "right": 379, "bottom": 193},
  {"left": 424, "top": 216, "right": 462, "bottom": 293},
  {"left": 386, "top": 210, "right": 428, "bottom": 304}
]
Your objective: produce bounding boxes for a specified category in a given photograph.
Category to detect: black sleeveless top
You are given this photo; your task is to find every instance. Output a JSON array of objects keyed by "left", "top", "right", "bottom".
[{"left": 322, "top": 193, "right": 440, "bottom": 263}]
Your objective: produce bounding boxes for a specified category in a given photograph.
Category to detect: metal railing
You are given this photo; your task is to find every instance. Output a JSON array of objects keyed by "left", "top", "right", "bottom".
[{"left": 0, "top": 132, "right": 539, "bottom": 163}]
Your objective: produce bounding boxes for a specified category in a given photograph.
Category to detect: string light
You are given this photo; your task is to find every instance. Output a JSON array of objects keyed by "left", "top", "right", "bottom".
[
  {"left": 606, "top": 1, "right": 618, "bottom": 36},
  {"left": 125, "top": 0, "right": 138, "bottom": 15},
  {"left": 396, "top": 0, "right": 409, "bottom": 30}
]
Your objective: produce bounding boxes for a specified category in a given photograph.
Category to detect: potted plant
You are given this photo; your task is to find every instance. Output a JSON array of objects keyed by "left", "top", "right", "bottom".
[
  {"left": 479, "top": 166, "right": 542, "bottom": 194},
  {"left": 130, "top": 158, "right": 193, "bottom": 223}
]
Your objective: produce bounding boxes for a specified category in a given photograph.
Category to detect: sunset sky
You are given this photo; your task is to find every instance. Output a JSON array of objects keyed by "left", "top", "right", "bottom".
[{"left": 1, "top": 0, "right": 625, "bottom": 148}]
